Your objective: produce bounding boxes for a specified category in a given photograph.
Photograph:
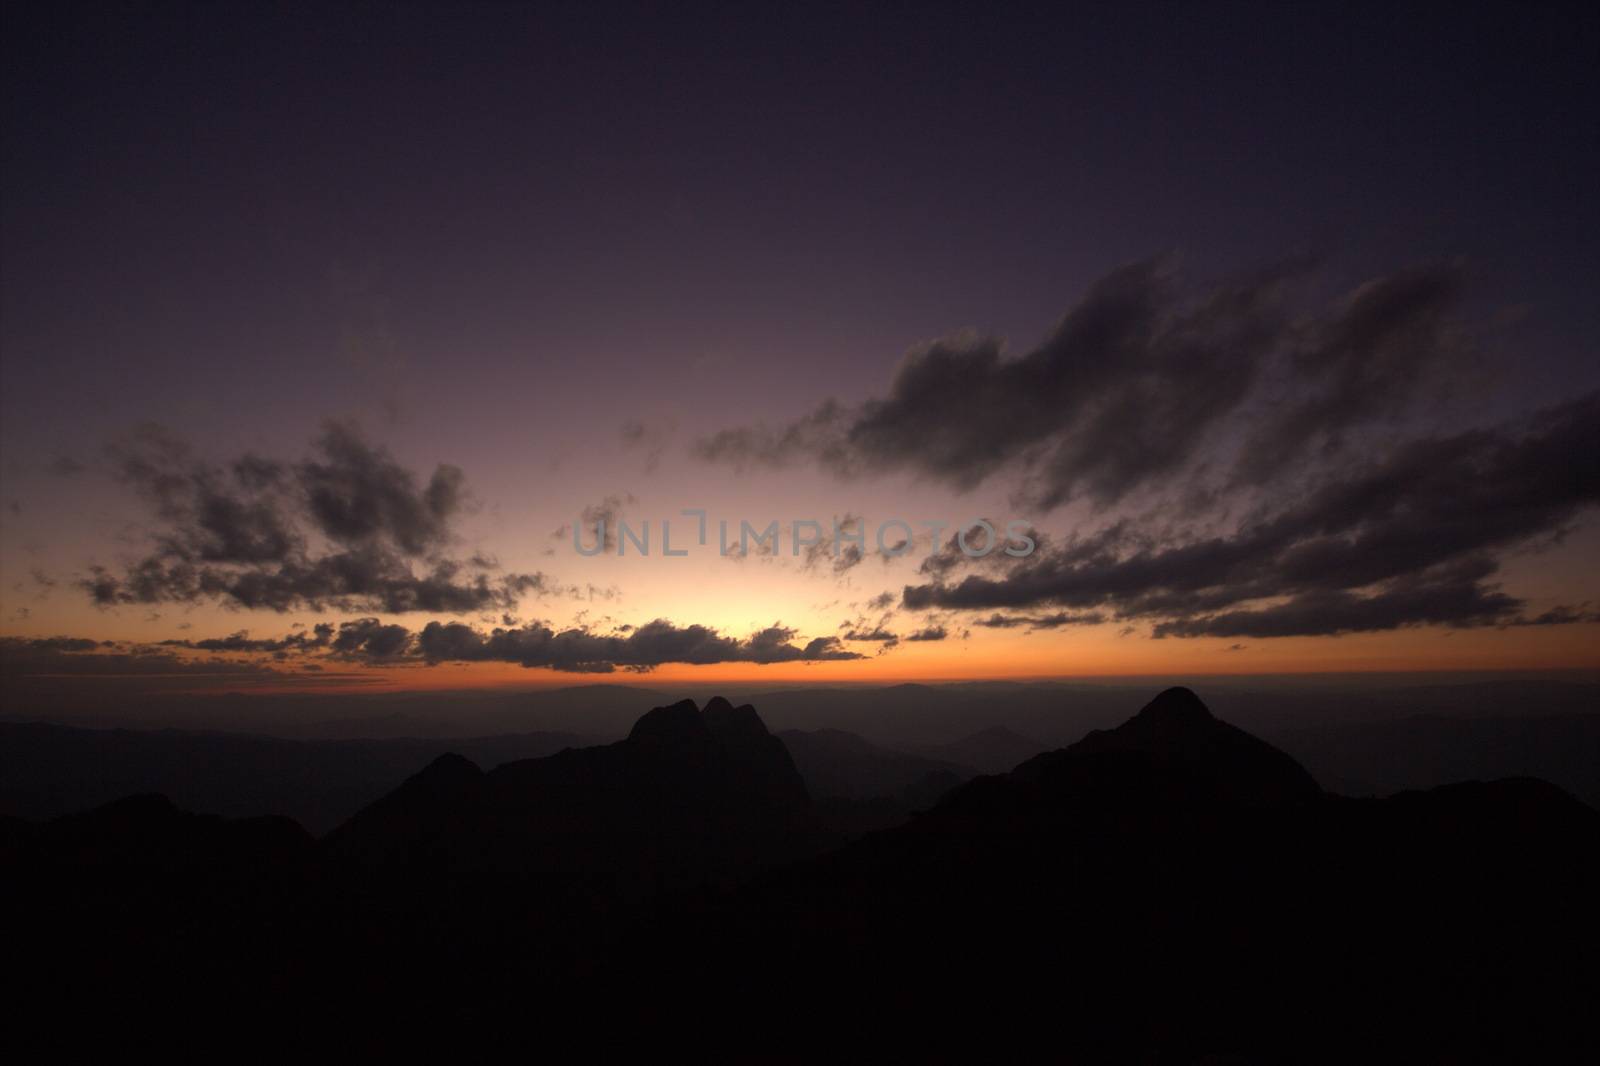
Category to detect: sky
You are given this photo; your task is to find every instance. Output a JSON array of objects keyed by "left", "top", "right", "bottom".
[{"left": 2, "top": 1, "right": 1597, "bottom": 698}]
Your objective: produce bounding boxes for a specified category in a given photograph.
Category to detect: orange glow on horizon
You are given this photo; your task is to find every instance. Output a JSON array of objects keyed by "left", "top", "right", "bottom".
[{"left": 131, "top": 618, "right": 1600, "bottom": 698}]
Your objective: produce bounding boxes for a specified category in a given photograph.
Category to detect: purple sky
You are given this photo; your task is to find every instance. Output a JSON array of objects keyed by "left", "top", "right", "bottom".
[{"left": 3, "top": 2, "right": 1597, "bottom": 687}]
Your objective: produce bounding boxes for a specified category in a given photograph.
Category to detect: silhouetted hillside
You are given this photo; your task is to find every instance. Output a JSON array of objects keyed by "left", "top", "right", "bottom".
[
  {"left": 777, "top": 727, "right": 974, "bottom": 798},
  {"left": 0, "top": 722, "right": 591, "bottom": 832},
  {"left": 897, "top": 723, "right": 1050, "bottom": 773},
  {"left": 1034, "top": 684, "right": 1324, "bottom": 805},
  {"left": 5, "top": 686, "right": 1597, "bottom": 1060},
  {"left": 596, "top": 688, "right": 1600, "bottom": 1060},
  {"left": 324, "top": 697, "right": 813, "bottom": 888},
  {"left": 9, "top": 678, "right": 1594, "bottom": 804},
  {"left": 1263, "top": 711, "right": 1600, "bottom": 808}
]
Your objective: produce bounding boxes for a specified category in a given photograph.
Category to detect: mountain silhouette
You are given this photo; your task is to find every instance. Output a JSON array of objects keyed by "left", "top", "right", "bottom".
[
  {"left": 5, "top": 686, "right": 1597, "bottom": 1061},
  {"left": 599, "top": 687, "right": 1600, "bottom": 1061},
  {"left": 900, "top": 723, "right": 1050, "bottom": 773},
  {"left": 777, "top": 726, "right": 975, "bottom": 799},
  {"left": 324, "top": 697, "right": 812, "bottom": 884},
  {"left": 0, "top": 722, "right": 592, "bottom": 831},
  {"left": 1007, "top": 684, "right": 1323, "bottom": 807}
]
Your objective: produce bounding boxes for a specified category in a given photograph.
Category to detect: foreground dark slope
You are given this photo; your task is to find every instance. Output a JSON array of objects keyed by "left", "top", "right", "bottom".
[
  {"left": 596, "top": 688, "right": 1600, "bottom": 1061},
  {"left": 5, "top": 688, "right": 1597, "bottom": 1061}
]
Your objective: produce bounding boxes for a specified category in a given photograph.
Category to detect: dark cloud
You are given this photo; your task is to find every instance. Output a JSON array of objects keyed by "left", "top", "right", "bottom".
[
  {"left": 905, "top": 625, "right": 947, "bottom": 641},
  {"left": 82, "top": 422, "right": 545, "bottom": 613},
  {"left": 619, "top": 420, "right": 673, "bottom": 472},
  {"left": 417, "top": 617, "right": 864, "bottom": 672},
  {"left": 5, "top": 615, "right": 866, "bottom": 677},
  {"left": 696, "top": 400, "right": 850, "bottom": 473},
  {"left": 0, "top": 636, "right": 276, "bottom": 678},
  {"left": 83, "top": 552, "right": 544, "bottom": 614},
  {"left": 5, "top": 636, "right": 106, "bottom": 653},
  {"left": 696, "top": 260, "right": 1304, "bottom": 507},
  {"left": 561, "top": 493, "right": 636, "bottom": 552},
  {"left": 155, "top": 620, "right": 418, "bottom": 664},
  {"left": 1504, "top": 604, "right": 1600, "bottom": 627},
  {"left": 1149, "top": 557, "right": 1518, "bottom": 638},
  {"left": 973, "top": 611, "right": 1107, "bottom": 629},
  {"left": 298, "top": 423, "right": 463, "bottom": 554},
  {"left": 918, "top": 521, "right": 1045, "bottom": 578},
  {"left": 160, "top": 624, "right": 332, "bottom": 654},
  {"left": 798, "top": 515, "right": 867, "bottom": 574},
  {"left": 1234, "top": 265, "right": 1466, "bottom": 485},
  {"left": 329, "top": 617, "right": 413, "bottom": 660},
  {"left": 694, "top": 261, "right": 1487, "bottom": 514},
  {"left": 904, "top": 393, "right": 1600, "bottom": 637}
]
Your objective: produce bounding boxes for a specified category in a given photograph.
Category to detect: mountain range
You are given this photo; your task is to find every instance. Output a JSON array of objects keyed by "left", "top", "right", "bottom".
[{"left": 4, "top": 686, "right": 1597, "bottom": 1060}]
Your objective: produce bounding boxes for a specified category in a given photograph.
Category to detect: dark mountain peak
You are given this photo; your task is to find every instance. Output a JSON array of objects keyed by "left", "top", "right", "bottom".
[
  {"left": 963, "top": 725, "right": 1030, "bottom": 742},
  {"left": 329, "top": 695, "right": 812, "bottom": 875},
  {"left": 702, "top": 697, "right": 771, "bottom": 743},
  {"left": 779, "top": 727, "right": 875, "bottom": 753},
  {"left": 87, "top": 792, "right": 183, "bottom": 821},
  {"left": 700, "top": 700, "right": 810, "bottom": 812},
  {"left": 1014, "top": 687, "right": 1323, "bottom": 807},
  {"left": 383, "top": 753, "right": 487, "bottom": 806},
  {"left": 628, "top": 699, "right": 712, "bottom": 744},
  {"left": 366, "top": 750, "right": 482, "bottom": 799},
  {"left": 417, "top": 752, "right": 483, "bottom": 783},
  {"left": 1133, "top": 686, "right": 1213, "bottom": 727}
]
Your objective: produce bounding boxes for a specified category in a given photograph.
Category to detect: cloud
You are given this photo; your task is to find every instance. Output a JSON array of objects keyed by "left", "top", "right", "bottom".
[
  {"left": 329, "top": 617, "right": 413, "bottom": 660},
  {"left": 903, "top": 392, "right": 1600, "bottom": 637},
  {"left": 0, "top": 636, "right": 278, "bottom": 678},
  {"left": 297, "top": 422, "right": 464, "bottom": 554},
  {"left": 695, "top": 260, "right": 1306, "bottom": 507},
  {"left": 905, "top": 625, "right": 947, "bottom": 641},
  {"left": 4, "top": 614, "right": 868, "bottom": 677},
  {"left": 6, "top": 636, "right": 106, "bottom": 653},
  {"left": 559, "top": 493, "right": 636, "bottom": 553},
  {"left": 696, "top": 399, "right": 851, "bottom": 473},
  {"left": 1149, "top": 557, "right": 1518, "bottom": 638},
  {"left": 693, "top": 260, "right": 1488, "bottom": 515},
  {"left": 416, "top": 617, "right": 865, "bottom": 672},
  {"left": 841, "top": 625, "right": 898, "bottom": 643},
  {"left": 1234, "top": 265, "right": 1466, "bottom": 485},
  {"left": 160, "top": 625, "right": 332, "bottom": 654},
  {"left": 972, "top": 611, "right": 1107, "bottom": 630},
  {"left": 156, "top": 619, "right": 407, "bottom": 664},
  {"left": 1509, "top": 604, "right": 1600, "bottom": 626},
  {"left": 80, "top": 422, "right": 547, "bottom": 613},
  {"left": 918, "top": 521, "right": 1045, "bottom": 579},
  {"left": 798, "top": 515, "right": 868, "bottom": 574},
  {"left": 620, "top": 420, "right": 674, "bottom": 472}
]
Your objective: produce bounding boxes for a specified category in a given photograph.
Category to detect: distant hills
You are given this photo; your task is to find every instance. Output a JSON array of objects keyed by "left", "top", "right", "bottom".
[
  {"left": 777, "top": 727, "right": 973, "bottom": 798},
  {"left": 325, "top": 696, "right": 813, "bottom": 885},
  {"left": 4, "top": 686, "right": 1598, "bottom": 1058},
  {"left": 897, "top": 723, "right": 1052, "bottom": 773},
  {"left": 0, "top": 723, "right": 592, "bottom": 833},
  {"left": 7, "top": 679, "right": 1595, "bottom": 827}
]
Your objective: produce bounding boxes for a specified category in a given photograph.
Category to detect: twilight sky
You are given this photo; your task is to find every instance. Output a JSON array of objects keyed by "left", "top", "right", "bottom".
[{"left": 2, "top": 2, "right": 1597, "bottom": 694}]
